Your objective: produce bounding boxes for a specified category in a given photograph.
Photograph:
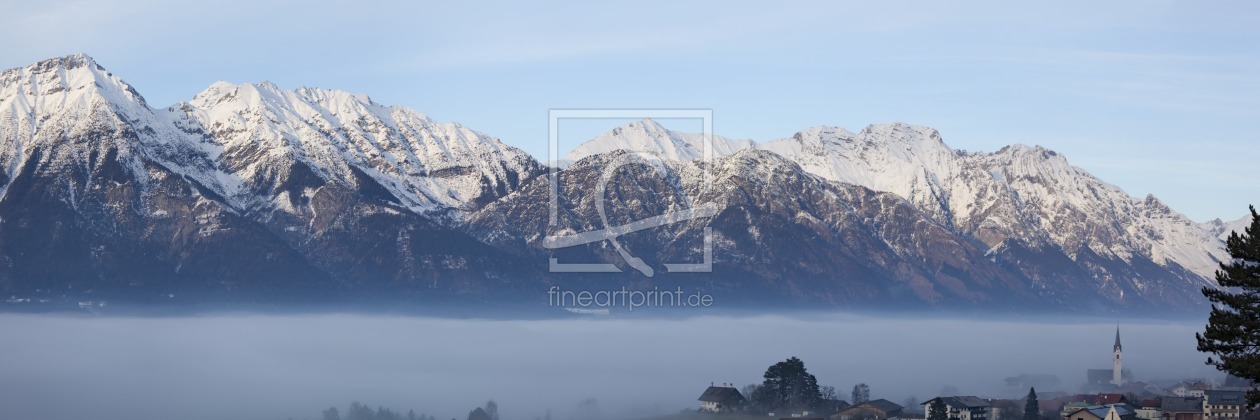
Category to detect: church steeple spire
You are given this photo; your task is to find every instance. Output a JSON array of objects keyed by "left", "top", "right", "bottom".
[{"left": 1112, "top": 325, "right": 1123, "bottom": 386}]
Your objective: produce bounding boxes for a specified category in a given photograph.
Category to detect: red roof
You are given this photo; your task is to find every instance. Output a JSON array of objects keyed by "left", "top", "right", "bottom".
[
  {"left": 1096, "top": 394, "right": 1126, "bottom": 405},
  {"left": 1071, "top": 394, "right": 1126, "bottom": 405}
]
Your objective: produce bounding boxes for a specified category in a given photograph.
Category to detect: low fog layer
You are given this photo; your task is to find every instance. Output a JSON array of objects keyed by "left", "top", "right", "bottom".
[{"left": 0, "top": 314, "right": 1219, "bottom": 420}]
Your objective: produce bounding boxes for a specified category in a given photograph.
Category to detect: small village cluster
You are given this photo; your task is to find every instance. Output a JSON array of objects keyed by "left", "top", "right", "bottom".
[{"left": 696, "top": 328, "right": 1255, "bottom": 420}]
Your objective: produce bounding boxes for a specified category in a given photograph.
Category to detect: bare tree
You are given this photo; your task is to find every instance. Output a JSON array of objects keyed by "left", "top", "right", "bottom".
[
  {"left": 822, "top": 386, "right": 838, "bottom": 401},
  {"left": 851, "top": 383, "right": 870, "bottom": 404}
]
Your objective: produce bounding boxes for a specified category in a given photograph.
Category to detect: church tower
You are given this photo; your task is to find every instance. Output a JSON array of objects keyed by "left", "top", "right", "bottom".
[{"left": 1112, "top": 325, "right": 1123, "bottom": 385}]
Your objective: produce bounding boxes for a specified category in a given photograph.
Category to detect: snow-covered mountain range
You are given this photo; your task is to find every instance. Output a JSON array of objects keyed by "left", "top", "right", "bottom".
[
  {"left": 567, "top": 119, "right": 1234, "bottom": 286},
  {"left": 0, "top": 54, "right": 1246, "bottom": 312},
  {"left": 0, "top": 54, "right": 543, "bottom": 305}
]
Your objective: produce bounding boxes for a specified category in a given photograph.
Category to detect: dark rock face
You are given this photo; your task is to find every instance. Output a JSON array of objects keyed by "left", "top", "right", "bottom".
[
  {"left": 473, "top": 151, "right": 1037, "bottom": 311},
  {"left": 468, "top": 149, "right": 1215, "bottom": 312},
  {"left": 0, "top": 140, "right": 333, "bottom": 304},
  {"left": 0, "top": 133, "right": 541, "bottom": 307}
]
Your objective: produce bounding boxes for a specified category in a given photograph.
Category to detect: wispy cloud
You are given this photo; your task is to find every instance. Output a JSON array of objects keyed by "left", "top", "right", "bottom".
[
  {"left": 398, "top": 3, "right": 845, "bottom": 69},
  {"left": 387, "top": 0, "right": 1003, "bottom": 70}
]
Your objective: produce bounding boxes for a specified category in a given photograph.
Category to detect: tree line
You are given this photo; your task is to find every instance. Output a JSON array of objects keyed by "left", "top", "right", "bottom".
[
  {"left": 317, "top": 400, "right": 501, "bottom": 420},
  {"left": 740, "top": 356, "right": 876, "bottom": 414},
  {"left": 320, "top": 402, "right": 438, "bottom": 420}
]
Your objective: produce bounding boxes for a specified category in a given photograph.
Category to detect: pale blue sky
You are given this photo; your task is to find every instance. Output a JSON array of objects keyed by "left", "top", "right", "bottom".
[{"left": 1, "top": 1, "right": 1256, "bottom": 221}]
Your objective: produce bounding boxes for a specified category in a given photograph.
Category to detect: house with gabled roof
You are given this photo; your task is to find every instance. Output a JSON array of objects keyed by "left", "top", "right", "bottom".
[
  {"left": 833, "top": 399, "right": 904, "bottom": 420},
  {"left": 1135, "top": 399, "right": 1162, "bottom": 420},
  {"left": 820, "top": 399, "right": 853, "bottom": 416},
  {"left": 1071, "top": 405, "right": 1135, "bottom": 420},
  {"left": 1161, "top": 396, "right": 1204, "bottom": 420},
  {"left": 1172, "top": 381, "right": 1211, "bottom": 398},
  {"left": 1064, "top": 405, "right": 1137, "bottom": 420},
  {"left": 924, "top": 396, "right": 992, "bottom": 420},
  {"left": 1204, "top": 390, "right": 1245, "bottom": 420},
  {"left": 698, "top": 383, "right": 747, "bottom": 413}
]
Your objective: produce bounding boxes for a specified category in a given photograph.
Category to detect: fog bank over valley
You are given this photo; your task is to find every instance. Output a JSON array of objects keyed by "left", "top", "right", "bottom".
[{"left": 0, "top": 314, "right": 1219, "bottom": 420}]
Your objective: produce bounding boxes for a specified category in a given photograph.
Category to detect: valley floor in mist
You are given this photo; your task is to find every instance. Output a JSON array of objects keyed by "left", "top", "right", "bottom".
[{"left": 0, "top": 313, "right": 1219, "bottom": 420}]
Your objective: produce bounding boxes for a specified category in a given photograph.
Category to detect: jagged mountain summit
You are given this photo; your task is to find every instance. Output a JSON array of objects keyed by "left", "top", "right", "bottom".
[
  {"left": 764, "top": 124, "right": 1226, "bottom": 281},
  {"left": 560, "top": 118, "right": 753, "bottom": 166},
  {"left": 1202, "top": 215, "right": 1253, "bottom": 242},
  {"left": 0, "top": 54, "right": 1239, "bottom": 313},
  {"left": 176, "top": 80, "right": 541, "bottom": 213}
]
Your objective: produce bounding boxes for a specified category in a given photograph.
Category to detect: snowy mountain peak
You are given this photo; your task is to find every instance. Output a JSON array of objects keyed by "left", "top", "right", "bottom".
[
  {"left": 565, "top": 118, "right": 694, "bottom": 164},
  {"left": 794, "top": 125, "right": 858, "bottom": 141},
  {"left": 562, "top": 118, "right": 753, "bottom": 166},
  {"left": 0, "top": 53, "right": 148, "bottom": 112},
  {"left": 180, "top": 79, "right": 540, "bottom": 212},
  {"left": 859, "top": 122, "right": 944, "bottom": 145},
  {"left": 19, "top": 52, "right": 100, "bottom": 77},
  {"left": 762, "top": 122, "right": 960, "bottom": 208},
  {"left": 1, "top": 54, "right": 540, "bottom": 220},
  {"left": 0, "top": 53, "right": 175, "bottom": 161},
  {"left": 617, "top": 118, "right": 669, "bottom": 135},
  {"left": 768, "top": 122, "right": 953, "bottom": 165},
  {"left": 995, "top": 143, "right": 1066, "bottom": 160},
  {"left": 1202, "top": 215, "right": 1252, "bottom": 242},
  {"left": 189, "top": 81, "right": 414, "bottom": 127}
]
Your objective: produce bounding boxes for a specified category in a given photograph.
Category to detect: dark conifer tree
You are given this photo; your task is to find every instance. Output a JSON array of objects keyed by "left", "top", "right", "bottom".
[
  {"left": 1023, "top": 388, "right": 1039, "bottom": 420},
  {"left": 1197, "top": 206, "right": 1260, "bottom": 405},
  {"left": 928, "top": 398, "right": 948, "bottom": 420},
  {"left": 758, "top": 357, "right": 823, "bottom": 412}
]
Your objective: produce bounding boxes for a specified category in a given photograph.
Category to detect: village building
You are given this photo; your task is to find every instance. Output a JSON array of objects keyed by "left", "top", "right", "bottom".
[
  {"left": 1161, "top": 396, "right": 1205, "bottom": 420},
  {"left": 1087, "top": 328, "right": 1133, "bottom": 387},
  {"left": 1172, "top": 381, "right": 1212, "bottom": 398},
  {"left": 1203, "top": 390, "right": 1245, "bottom": 420},
  {"left": 1064, "top": 404, "right": 1137, "bottom": 420},
  {"left": 833, "top": 399, "right": 905, "bottom": 420},
  {"left": 819, "top": 399, "right": 853, "bottom": 416},
  {"left": 923, "top": 396, "right": 991, "bottom": 420},
  {"left": 1135, "top": 399, "right": 1162, "bottom": 420},
  {"left": 697, "top": 383, "right": 746, "bottom": 413}
]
